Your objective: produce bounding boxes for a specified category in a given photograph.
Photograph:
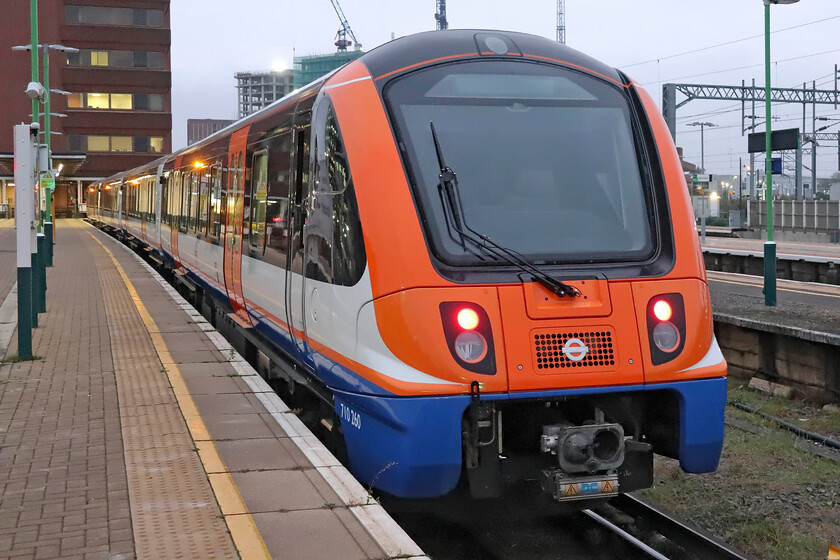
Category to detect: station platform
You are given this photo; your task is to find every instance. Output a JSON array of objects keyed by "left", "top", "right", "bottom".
[
  {"left": 0, "top": 219, "right": 427, "bottom": 560},
  {"left": 702, "top": 236, "right": 840, "bottom": 263}
]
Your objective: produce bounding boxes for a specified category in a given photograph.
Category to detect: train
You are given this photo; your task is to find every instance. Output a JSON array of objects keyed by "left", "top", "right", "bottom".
[{"left": 87, "top": 30, "right": 727, "bottom": 503}]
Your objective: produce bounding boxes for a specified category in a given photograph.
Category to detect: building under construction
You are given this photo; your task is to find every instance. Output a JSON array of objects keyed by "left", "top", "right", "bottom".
[
  {"left": 235, "top": 69, "right": 295, "bottom": 119},
  {"left": 293, "top": 50, "right": 364, "bottom": 90}
]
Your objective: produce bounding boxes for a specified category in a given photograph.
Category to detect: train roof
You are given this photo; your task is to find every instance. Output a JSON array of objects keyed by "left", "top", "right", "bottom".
[
  {"left": 103, "top": 29, "right": 625, "bottom": 184},
  {"left": 357, "top": 29, "right": 623, "bottom": 85}
]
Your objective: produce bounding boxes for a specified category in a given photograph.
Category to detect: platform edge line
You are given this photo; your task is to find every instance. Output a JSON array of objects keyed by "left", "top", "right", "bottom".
[{"left": 86, "top": 220, "right": 428, "bottom": 559}]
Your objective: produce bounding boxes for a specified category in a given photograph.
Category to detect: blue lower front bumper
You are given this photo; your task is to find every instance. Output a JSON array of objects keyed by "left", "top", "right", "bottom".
[{"left": 333, "top": 376, "right": 727, "bottom": 498}]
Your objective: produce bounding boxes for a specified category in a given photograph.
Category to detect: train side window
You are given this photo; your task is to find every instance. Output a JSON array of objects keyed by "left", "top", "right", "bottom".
[
  {"left": 289, "top": 119, "right": 311, "bottom": 276},
  {"left": 249, "top": 150, "right": 268, "bottom": 251},
  {"left": 264, "top": 132, "right": 293, "bottom": 269},
  {"left": 190, "top": 172, "right": 201, "bottom": 233},
  {"left": 198, "top": 169, "right": 210, "bottom": 236},
  {"left": 308, "top": 100, "right": 366, "bottom": 286},
  {"left": 131, "top": 182, "right": 136, "bottom": 217},
  {"left": 139, "top": 178, "right": 145, "bottom": 220},
  {"left": 168, "top": 170, "right": 180, "bottom": 227},
  {"left": 147, "top": 177, "right": 157, "bottom": 223},
  {"left": 180, "top": 171, "right": 190, "bottom": 233},
  {"left": 161, "top": 175, "right": 169, "bottom": 225},
  {"left": 209, "top": 165, "right": 224, "bottom": 240}
]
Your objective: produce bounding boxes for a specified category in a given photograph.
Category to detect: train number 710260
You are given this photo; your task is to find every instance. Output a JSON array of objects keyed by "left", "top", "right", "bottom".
[{"left": 339, "top": 403, "right": 362, "bottom": 430}]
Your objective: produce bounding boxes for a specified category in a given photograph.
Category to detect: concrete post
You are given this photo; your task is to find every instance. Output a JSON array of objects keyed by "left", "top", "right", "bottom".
[
  {"left": 14, "top": 124, "right": 35, "bottom": 358},
  {"left": 662, "top": 83, "right": 677, "bottom": 142},
  {"left": 795, "top": 144, "right": 803, "bottom": 200}
]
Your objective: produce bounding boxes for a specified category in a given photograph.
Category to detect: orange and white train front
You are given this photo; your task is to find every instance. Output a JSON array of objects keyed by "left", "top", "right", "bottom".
[{"left": 322, "top": 30, "right": 726, "bottom": 500}]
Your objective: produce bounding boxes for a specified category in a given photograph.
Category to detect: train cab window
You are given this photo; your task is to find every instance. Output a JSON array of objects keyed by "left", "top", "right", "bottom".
[
  {"left": 209, "top": 165, "right": 225, "bottom": 240},
  {"left": 306, "top": 99, "right": 366, "bottom": 286},
  {"left": 384, "top": 60, "right": 655, "bottom": 267},
  {"left": 249, "top": 151, "right": 268, "bottom": 251}
]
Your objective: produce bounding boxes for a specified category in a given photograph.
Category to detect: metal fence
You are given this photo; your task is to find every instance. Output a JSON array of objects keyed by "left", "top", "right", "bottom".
[{"left": 747, "top": 200, "right": 840, "bottom": 232}]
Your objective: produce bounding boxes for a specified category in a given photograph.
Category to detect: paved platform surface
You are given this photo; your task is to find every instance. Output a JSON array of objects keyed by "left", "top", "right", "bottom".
[
  {"left": 702, "top": 236, "right": 840, "bottom": 261},
  {"left": 708, "top": 271, "right": 840, "bottom": 341},
  {"left": 0, "top": 219, "right": 425, "bottom": 560}
]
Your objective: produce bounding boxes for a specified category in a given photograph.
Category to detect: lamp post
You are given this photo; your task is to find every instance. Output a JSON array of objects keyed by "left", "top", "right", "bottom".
[
  {"left": 687, "top": 121, "right": 716, "bottom": 172},
  {"left": 12, "top": 43, "right": 77, "bottom": 268},
  {"left": 763, "top": 0, "right": 800, "bottom": 307}
]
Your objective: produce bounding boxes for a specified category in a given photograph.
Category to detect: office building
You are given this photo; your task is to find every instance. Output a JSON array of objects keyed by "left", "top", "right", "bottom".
[{"left": 0, "top": 0, "right": 172, "bottom": 216}]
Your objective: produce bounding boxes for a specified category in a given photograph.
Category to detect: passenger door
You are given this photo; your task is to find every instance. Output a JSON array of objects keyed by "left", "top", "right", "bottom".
[
  {"left": 286, "top": 115, "right": 313, "bottom": 364},
  {"left": 223, "top": 126, "right": 253, "bottom": 326}
]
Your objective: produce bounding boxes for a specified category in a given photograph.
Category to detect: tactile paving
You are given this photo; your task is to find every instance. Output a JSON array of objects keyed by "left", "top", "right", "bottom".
[{"left": 93, "top": 233, "right": 238, "bottom": 559}]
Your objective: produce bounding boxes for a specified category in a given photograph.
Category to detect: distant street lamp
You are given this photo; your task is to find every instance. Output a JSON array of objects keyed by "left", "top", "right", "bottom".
[
  {"left": 687, "top": 121, "right": 716, "bottom": 172},
  {"left": 763, "top": 0, "right": 800, "bottom": 307}
]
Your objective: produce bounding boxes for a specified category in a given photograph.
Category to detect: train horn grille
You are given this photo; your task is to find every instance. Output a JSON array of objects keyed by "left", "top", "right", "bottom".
[{"left": 532, "top": 328, "right": 617, "bottom": 371}]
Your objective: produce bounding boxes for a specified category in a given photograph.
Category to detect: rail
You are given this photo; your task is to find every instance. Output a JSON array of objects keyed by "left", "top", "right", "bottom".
[{"left": 597, "top": 494, "right": 754, "bottom": 560}]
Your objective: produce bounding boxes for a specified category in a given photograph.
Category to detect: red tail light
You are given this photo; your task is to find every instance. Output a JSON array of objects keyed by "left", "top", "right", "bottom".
[
  {"left": 457, "top": 308, "right": 480, "bottom": 330},
  {"left": 653, "top": 300, "right": 672, "bottom": 322},
  {"left": 646, "top": 294, "right": 686, "bottom": 366},
  {"left": 440, "top": 302, "right": 496, "bottom": 375}
]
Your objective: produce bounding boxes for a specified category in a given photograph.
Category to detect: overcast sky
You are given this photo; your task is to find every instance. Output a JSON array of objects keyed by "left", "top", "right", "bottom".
[{"left": 170, "top": 0, "right": 840, "bottom": 181}]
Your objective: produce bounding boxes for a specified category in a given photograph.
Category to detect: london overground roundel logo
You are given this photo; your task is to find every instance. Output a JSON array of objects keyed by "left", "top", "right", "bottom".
[{"left": 561, "top": 338, "right": 589, "bottom": 362}]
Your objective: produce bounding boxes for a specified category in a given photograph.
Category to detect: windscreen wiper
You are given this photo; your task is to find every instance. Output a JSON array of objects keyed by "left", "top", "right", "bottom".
[{"left": 429, "top": 121, "right": 580, "bottom": 299}]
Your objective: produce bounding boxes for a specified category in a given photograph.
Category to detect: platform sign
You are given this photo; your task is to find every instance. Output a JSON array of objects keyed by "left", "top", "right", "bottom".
[
  {"left": 693, "top": 173, "right": 712, "bottom": 184},
  {"left": 771, "top": 157, "right": 782, "bottom": 175},
  {"left": 748, "top": 128, "right": 799, "bottom": 153},
  {"left": 692, "top": 196, "right": 719, "bottom": 219}
]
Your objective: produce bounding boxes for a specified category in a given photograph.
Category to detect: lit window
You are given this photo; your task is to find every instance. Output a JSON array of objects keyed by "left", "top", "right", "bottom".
[
  {"left": 87, "top": 93, "right": 110, "bottom": 109},
  {"left": 110, "top": 94, "right": 132, "bottom": 110},
  {"left": 88, "top": 136, "right": 110, "bottom": 151},
  {"left": 90, "top": 51, "right": 109, "bottom": 66},
  {"left": 150, "top": 137, "right": 163, "bottom": 153},
  {"left": 67, "top": 93, "right": 83, "bottom": 109},
  {"left": 111, "top": 137, "right": 132, "bottom": 152}
]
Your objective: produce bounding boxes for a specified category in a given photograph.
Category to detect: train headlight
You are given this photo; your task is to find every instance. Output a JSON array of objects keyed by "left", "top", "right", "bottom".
[
  {"left": 652, "top": 321, "right": 680, "bottom": 353},
  {"left": 645, "top": 294, "right": 686, "bottom": 365},
  {"left": 440, "top": 302, "right": 496, "bottom": 375},
  {"left": 454, "top": 331, "right": 487, "bottom": 363}
]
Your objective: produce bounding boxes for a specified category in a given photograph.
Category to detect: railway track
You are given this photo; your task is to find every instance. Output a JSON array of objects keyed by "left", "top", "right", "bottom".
[
  {"left": 380, "top": 484, "right": 752, "bottom": 560},
  {"left": 588, "top": 494, "right": 753, "bottom": 560}
]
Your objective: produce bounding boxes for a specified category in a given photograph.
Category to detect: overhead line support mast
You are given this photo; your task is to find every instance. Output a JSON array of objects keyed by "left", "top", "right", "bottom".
[{"left": 663, "top": 81, "right": 840, "bottom": 201}]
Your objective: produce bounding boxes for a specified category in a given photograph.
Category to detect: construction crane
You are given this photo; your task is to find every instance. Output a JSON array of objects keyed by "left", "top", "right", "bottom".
[
  {"left": 329, "top": 0, "right": 359, "bottom": 52},
  {"left": 556, "top": 0, "right": 566, "bottom": 44},
  {"left": 435, "top": 0, "right": 448, "bottom": 30}
]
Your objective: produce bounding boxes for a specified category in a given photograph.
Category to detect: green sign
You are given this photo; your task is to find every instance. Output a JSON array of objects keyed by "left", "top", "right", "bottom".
[{"left": 39, "top": 173, "right": 55, "bottom": 191}]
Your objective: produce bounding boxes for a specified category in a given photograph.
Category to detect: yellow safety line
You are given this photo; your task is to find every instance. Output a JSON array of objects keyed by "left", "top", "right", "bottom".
[
  {"left": 85, "top": 226, "right": 271, "bottom": 560},
  {"left": 707, "top": 272, "right": 840, "bottom": 300}
]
